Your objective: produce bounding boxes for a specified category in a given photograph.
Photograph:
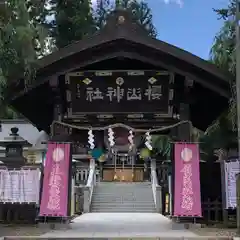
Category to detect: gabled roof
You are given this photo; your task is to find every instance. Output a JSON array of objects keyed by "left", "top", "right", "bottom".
[
  {"left": 5, "top": 9, "right": 232, "bottom": 132},
  {"left": 39, "top": 10, "right": 228, "bottom": 78},
  {"left": 7, "top": 9, "right": 231, "bottom": 99}
]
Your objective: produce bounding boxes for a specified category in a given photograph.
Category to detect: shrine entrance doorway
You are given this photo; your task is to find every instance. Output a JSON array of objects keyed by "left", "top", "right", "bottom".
[
  {"left": 114, "top": 153, "right": 134, "bottom": 182},
  {"left": 102, "top": 152, "right": 144, "bottom": 182}
]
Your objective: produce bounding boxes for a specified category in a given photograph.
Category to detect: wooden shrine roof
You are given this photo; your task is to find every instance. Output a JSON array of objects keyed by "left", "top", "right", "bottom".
[{"left": 5, "top": 9, "right": 232, "bottom": 132}]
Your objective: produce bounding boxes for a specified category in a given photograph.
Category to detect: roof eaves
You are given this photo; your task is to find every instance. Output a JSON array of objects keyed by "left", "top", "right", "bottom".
[{"left": 127, "top": 35, "right": 232, "bottom": 83}]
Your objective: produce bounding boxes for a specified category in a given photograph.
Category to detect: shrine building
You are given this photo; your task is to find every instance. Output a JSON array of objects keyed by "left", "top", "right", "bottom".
[{"left": 3, "top": 9, "right": 232, "bottom": 217}]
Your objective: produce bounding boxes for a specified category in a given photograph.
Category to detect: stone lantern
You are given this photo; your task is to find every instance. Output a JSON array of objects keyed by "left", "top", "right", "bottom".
[{"left": 0, "top": 127, "right": 32, "bottom": 168}]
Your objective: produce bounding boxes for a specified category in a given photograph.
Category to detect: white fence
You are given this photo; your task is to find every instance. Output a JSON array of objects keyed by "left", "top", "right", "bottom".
[{"left": 75, "top": 168, "right": 89, "bottom": 184}]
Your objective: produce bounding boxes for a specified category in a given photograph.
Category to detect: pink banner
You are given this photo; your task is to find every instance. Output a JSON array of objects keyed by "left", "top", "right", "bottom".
[
  {"left": 174, "top": 143, "right": 202, "bottom": 217},
  {"left": 39, "top": 143, "right": 71, "bottom": 217}
]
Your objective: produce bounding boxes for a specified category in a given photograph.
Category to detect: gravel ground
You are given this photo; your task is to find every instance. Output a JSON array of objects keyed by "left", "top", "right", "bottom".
[
  {"left": 190, "top": 227, "right": 238, "bottom": 237},
  {"left": 0, "top": 224, "right": 238, "bottom": 238},
  {"left": 0, "top": 225, "right": 50, "bottom": 237}
]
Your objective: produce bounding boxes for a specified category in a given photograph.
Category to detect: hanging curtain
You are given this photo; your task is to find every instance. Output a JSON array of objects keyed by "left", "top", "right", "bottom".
[
  {"left": 3, "top": 170, "right": 12, "bottom": 202},
  {"left": 12, "top": 170, "right": 21, "bottom": 202},
  {"left": 0, "top": 168, "right": 40, "bottom": 204}
]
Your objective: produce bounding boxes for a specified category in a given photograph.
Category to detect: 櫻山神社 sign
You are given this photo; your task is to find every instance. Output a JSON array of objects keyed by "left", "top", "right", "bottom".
[{"left": 65, "top": 70, "right": 173, "bottom": 117}]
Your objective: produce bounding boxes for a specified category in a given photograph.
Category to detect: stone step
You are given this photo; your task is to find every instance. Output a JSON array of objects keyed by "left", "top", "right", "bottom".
[
  {"left": 91, "top": 209, "right": 156, "bottom": 213},
  {"left": 91, "top": 205, "right": 156, "bottom": 208},
  {"left": 91, "top": 204, "right": 155, "bottom": 209},
  {"left": 92, "top": 195, "right": 153, "bottom": 198},
  {"left": 92, "top": 203, "right": 155, "bottom": 206},
  {"left": 93, "top": 189, "right": 151, "bottom": 193},
  {"left": 94, "top": 186, "right": 151, "bottom": 188},
  {"left": 92, "top": 196, "right": 153, "bottom": 199},
  {"left": 92, "top": 193, "right": 152, "bottom": 196},
  {"left": 92, "top": 193, "right": 153, "bottom": 197},
  {"left": 91, "top": 204, "right": 156, "bottom": 209},
  {"left": 95, "top": 185, "right": 151, "bottom": 188},
  {"left": 90, "top": 182, "right": 155, "bottom": 213},
  {"left": 93, "top": 188, "right": 151, "bottom": 190},
  {"left": 93, "top": 189, "right": 152, "bottom": 193},
  {"left": 91, "top": 201, "right": 155, "bottom": 205},
  {"left": 98, "top": 182, "right": 151, "bottom": 184},
  {"left": 93, "top": 189, "right": 153, "bottom": 193},
  {"left": 91, "top": 208, "right": 156, "bottom": 212},
  {"left": 96, "top": 183, "right": 152, "bottom": 188},
  {"left": 95, "top": 184, "right": 151, "bottom": 188},
  {"left": 92, "top": 197, "right": 153, "bottom": 201},
  {"left": 93, "top": 189, "right": 152, "bottom": 192},
  {"left": 92, "top": 198, "right": 154, "bottom": 201},
  {"left": 91, "top": 199, "right": 154, "bottom": 203}
]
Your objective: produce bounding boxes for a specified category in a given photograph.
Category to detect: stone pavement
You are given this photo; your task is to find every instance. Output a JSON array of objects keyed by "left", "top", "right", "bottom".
[{"left": 40, "top": 213, "right": 198, "bottom": 238}]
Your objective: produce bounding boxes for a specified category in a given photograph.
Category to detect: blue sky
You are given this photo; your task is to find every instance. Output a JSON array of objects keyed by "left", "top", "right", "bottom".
[
  {"left": 91, "top": 0, "right": 228, "bottom": 59},
  {"left": 146, "top": 0, "right": 228, "bottom": 60}
]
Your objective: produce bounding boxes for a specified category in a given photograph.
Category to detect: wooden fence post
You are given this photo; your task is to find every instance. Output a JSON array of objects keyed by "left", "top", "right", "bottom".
[{"left": 206, "top": 198, "right": 211, "bottom": 224}]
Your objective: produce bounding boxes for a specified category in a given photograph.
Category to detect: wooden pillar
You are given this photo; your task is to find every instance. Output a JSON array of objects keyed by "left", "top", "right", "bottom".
[
  {"left": 171, "top": 103, "right": 191, "bottom": 219},
  {"left": 50, "top": 76, "right": 62, "bottom": 123},
  {"left": 177, "top": 103, "right": 191, "bottom": 142},
  {"left": 99, "top": 162, "right": 103, "bottom": 181}
]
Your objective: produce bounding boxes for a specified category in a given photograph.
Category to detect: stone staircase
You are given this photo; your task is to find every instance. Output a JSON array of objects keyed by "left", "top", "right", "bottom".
[{"left": 91, "top": 182, "right": 156, "bottom": 212}]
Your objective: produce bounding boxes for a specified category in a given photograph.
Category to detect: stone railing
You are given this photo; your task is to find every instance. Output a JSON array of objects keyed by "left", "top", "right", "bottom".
[
  {"left": 75, "top": 168, "right": 89, "bottom": 185},
  {"left": 150, "top": 159, "right": 162, "bottom": 213},
  {"left": 83, "top": 159, "right": 96, "bottom": 213}
]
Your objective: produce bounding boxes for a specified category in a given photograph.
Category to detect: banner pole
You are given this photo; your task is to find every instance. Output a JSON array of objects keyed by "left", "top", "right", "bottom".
[
  {"left": 67, "top": 143, "right": 73, "bottom": 219},
  {"left": 168, "top": 174, "right": 172, "bottom": 215},
  {"left": 220, "top": 161, "right": 228, "bottom": 226},
  {"left": 236, "top": 0, "right": 240, "bottom": 234},
  {"left": 171, "top": 142, "right": 175, "bottom": 217},
  {"left": 237, "top": 173, "right": 240, "bottom": 234}
]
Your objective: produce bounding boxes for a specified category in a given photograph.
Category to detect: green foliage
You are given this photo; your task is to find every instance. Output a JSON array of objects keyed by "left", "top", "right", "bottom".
[
  {"left": 119, "top": 0, "right": 157, "bottom": 37},
  {"left": 210, "top": 0, "right": 236, "bottom": 75},
  {"left": 213, "top": 0, "right": 236, "bottom": 20},
  {"left": 0, "top": 0, "right": 47, "bottom": 118},
  {"left": 210, "top": 20, "right": 235, "bottom": 74},
  {"left": 49, "top": 0, "right": 157, "bottom": 49},
  {"left": 94, "top": 0, "right": 113, "bottom": 30},
  {"left": 201, "top": 111, "right": 237, "bottom": 154},
  {"left": 47, "top": 0, "right": 96, "bottom": 49},
  {"left": 152, "top": 135, "right": 171, "bottom": 158},
  {"left": 205, "top": 0, "right": 238, "bottom": 157},
  {"left": 0, "top": 0, "right": 47, "bottom": 84}
]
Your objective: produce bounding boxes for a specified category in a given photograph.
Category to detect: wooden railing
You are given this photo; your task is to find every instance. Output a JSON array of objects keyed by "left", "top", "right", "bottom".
[
  {"left": 0, "top": 203, "right": 37, "bottom": 223},
  {"left": 170, "top": 198, "right": 236, "bottom": 226},
  {"left": 75, "top": 168, "right": 89, "bottom": 185},
  {"left": 201, "top": 198, "right": 236, "bottom": 227},
  {"left": 201, "top": 198, "right": 223, "bottom": 225}
]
